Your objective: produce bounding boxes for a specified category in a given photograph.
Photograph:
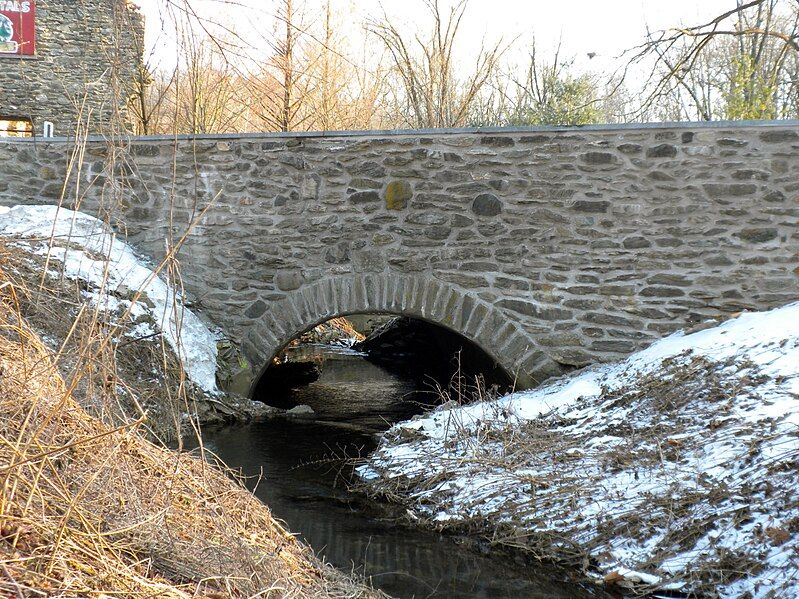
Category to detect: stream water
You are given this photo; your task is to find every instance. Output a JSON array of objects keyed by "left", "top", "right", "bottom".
[{"left": 200, "top": 345, "right": 608, "bottom": 599}]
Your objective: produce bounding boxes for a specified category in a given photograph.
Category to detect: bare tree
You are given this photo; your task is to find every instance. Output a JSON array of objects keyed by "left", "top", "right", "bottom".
[
  {"left": 277, "top": 0, "right": 296, "bottom": 131},
  {"left": 472, "top": 41, "right": 605, "bottom": 126},
  {"left": 247, "top": 0, "right": 319, "bottom": 132},
  {"left": 132, "top": 0, "right": 394, "bottom": 134},
  {"left": 128, "top": 46, "right": 180, "bottom": 136},
  {"left": 302, "top": 1, "right": 392, "bottom": 130},
  {"left": 629, "top": 0, "right": 799, "bottom": 120},
  {"left": 170, "top": 29, "right": 247, "bottom": 133},
  {"left": 126, "top": 0, "right": 256, "bottom": 134},
  {"left": 316, "top": 0, "right": 337, "bottom": 130},
  {"left": 369, "top": 0, "right": 504, "bottom": 128}
]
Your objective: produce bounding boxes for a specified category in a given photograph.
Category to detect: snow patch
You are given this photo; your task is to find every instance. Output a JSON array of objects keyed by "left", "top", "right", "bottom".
[
  {"left": 0, "top": 205, "right": 218, "bottom": 392},
  {"left": 361, "top": 301, "right": 799, "bottom": 597}
]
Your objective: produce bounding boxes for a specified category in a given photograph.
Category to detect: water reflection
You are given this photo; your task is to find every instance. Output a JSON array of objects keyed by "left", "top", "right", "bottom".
[{"left": 202, "top": 346, "right": 605, "bottom": 599}]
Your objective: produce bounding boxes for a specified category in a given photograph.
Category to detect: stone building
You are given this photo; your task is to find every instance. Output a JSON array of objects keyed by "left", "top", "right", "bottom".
[{"left": 0, "top": 0, "right": 144, "bottom": 137}]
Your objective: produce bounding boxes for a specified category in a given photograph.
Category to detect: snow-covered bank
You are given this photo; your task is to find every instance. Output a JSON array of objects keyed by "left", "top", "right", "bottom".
[
  {"left": 359, "top": 303, "right": 799, "bottom": 597},
  {"left": 0, "top": 205, "right": 218, "bottom": 392}
]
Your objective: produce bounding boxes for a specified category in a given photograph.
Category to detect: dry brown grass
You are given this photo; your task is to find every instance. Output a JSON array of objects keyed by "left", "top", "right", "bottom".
[
  {"left": 0, "top": 267, "right": 376, "bottom": 596},
  {"left": 295, "top": 318, "right": 366, "bottom": 346}
]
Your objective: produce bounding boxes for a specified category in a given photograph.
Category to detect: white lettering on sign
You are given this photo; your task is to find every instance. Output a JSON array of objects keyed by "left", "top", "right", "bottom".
[{"left": 0, "top": 1, "right": 31, "bottom": 13}]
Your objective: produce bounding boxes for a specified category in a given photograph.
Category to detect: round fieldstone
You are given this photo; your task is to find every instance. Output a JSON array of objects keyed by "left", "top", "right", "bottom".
[
  {"left": 275, "top": 270, "right": 303, "bottom": 291},
  {"left": 472, "top": 193, "right": 502, "bottom": 217}
]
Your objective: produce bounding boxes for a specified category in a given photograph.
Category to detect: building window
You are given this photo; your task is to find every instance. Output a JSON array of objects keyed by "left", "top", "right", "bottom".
[{"left": 0, "top": 116, "right": 33, "bottom": 137}]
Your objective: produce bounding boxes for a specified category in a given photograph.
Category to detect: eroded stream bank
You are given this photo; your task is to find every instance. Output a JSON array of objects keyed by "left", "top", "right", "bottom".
[{"left": 199, "top": 345, "right": 608, "bottom": 598}]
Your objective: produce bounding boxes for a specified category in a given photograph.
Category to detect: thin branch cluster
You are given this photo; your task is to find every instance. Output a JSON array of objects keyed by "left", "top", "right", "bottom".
[{"left": 121, "top": 0, "right": 799, "bottom": 134}]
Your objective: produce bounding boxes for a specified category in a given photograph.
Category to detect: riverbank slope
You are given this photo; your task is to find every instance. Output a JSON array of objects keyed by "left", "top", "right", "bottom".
[
  {"left": 0, "top": 207, "right": 377, "bottom": 597},
  {"left": 359, "top": 303, "right": 799, "bottom": 597},
  {"left": 0, "top": 290, "right": 377, "bottom": 596}
]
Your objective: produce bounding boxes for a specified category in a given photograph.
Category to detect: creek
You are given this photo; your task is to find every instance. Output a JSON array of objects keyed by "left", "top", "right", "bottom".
[{"left": 201, "top": 344, "right": 609, "bottom": 598}]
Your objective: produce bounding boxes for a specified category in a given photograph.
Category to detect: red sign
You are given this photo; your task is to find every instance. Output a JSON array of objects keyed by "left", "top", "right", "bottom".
[{"left": 0, "top": 1, "right": 36, "bottom": 56}]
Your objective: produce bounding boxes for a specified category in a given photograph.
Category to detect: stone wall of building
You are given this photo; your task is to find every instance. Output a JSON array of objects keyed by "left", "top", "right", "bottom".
[
  {"left": 0, "top": 0, "right": 143, "bottom": 135},
  {"left": 0, "top": 122, "right": 798, "bottom": 389}
]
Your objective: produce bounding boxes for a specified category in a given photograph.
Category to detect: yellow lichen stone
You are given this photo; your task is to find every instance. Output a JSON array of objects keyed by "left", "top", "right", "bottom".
[{"left": 385, "top": 180, "right": 412, "bottom": 210}]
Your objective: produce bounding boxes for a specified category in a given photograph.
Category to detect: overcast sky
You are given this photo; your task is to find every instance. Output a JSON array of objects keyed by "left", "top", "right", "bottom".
[{"left": 134, "top": 0, "right": 735, "bottom": 74}]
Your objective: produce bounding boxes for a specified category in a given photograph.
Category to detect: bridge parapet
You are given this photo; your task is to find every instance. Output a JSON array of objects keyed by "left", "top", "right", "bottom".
[{"left": 1, "top": 121, "right": 797, "bottom": 391}]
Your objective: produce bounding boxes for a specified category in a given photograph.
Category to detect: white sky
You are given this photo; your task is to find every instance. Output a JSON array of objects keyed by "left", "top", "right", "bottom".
[{"left": 134, "top": 0, "right": 735, "bottom": 74}]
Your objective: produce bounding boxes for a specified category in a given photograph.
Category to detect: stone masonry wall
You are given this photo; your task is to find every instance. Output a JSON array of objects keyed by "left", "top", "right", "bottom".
[
  {"left": 0, "top": 122, "right": 798, "bottom": 389},
  {"left": 0, "top": 0, "right": 143, "bottom": 135}
]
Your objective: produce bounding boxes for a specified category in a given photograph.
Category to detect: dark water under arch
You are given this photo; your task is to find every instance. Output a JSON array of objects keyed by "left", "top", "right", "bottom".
[{"left": 201, "top": 345, "right": 608, "bottom": 598}]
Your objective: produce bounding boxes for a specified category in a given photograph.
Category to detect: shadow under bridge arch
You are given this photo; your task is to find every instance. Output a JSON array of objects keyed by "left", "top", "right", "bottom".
[{"left": 241, "top": 274, "right": 558, "bottom": 396}]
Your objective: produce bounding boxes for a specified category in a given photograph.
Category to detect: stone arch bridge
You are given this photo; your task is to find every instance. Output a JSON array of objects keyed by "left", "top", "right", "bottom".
[{"left": 1, "top": 121, "right": 798, "bottom": 391}]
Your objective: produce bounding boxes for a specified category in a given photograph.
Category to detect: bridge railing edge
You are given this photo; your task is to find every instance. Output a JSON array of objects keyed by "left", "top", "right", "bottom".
[{"left": 2, "top": 119, "right": 798, "bottom": 145}]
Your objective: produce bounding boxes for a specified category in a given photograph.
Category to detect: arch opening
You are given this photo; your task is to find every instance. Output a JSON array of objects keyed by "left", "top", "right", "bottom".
[
  {"left": 251, "top": 312, "right": 514, "bottom": 417},
  {"left": 218, "top": 276, "right": 560, "bottom": 594},
  {"left": 240, "top": 274, "right": 557, "bottom": 402}
]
